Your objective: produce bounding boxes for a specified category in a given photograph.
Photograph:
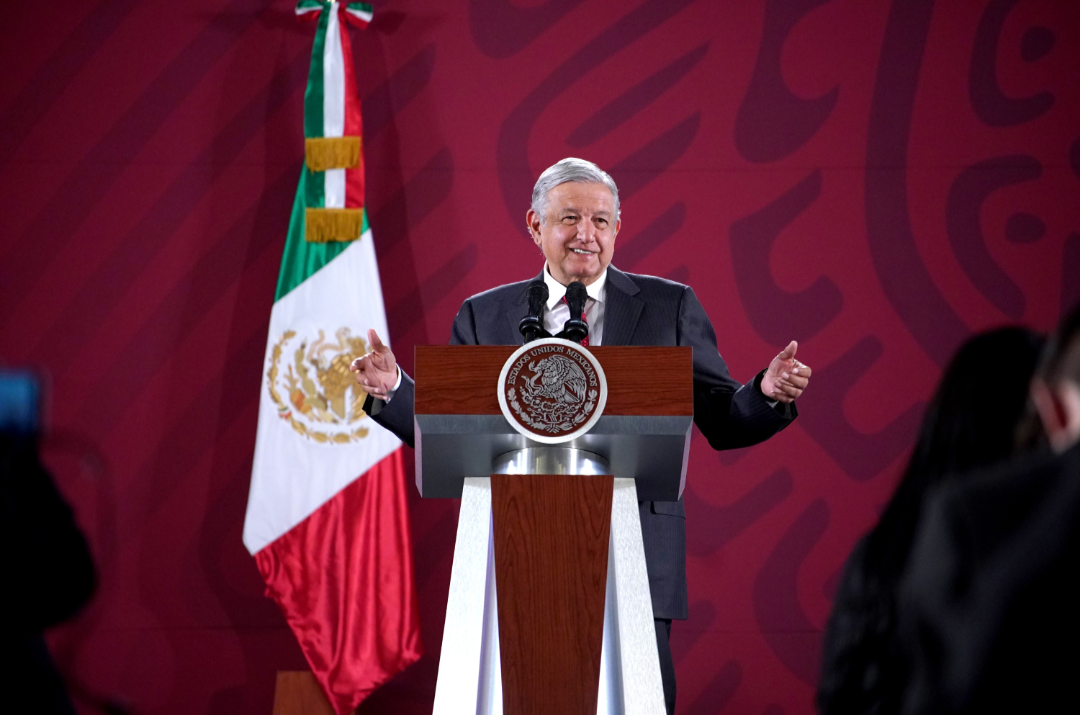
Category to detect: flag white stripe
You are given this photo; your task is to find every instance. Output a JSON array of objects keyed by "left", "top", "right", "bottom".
[
  {"left": 243, "top": 232, "right": 399, "bottom": 554},
  {"left": 323, "top": 5, "right": 346, "bottom": 208}
]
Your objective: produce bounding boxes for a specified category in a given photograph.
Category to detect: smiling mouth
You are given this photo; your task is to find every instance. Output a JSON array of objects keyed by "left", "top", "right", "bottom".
[{"left": 571, "top": 248, "right": 595, "bottom": 255}]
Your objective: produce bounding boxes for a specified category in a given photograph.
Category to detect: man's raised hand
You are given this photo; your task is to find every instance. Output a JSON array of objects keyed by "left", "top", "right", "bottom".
[
  {"left": 349, "top": 329, "right": 398, "bottom": 400},
  {"left": 761, "top": 340, "right": 811, "bottom": 404}
]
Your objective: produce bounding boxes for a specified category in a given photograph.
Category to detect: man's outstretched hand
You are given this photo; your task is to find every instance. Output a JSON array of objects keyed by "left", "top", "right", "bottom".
[
  {"left": 761, "top": 340, "right": 811, "bottom": 404},
  {"left": 350, "top": 329, "right": 398, "bottom": 400}
]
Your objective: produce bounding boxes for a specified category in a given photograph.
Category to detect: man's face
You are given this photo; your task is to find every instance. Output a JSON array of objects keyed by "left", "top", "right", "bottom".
[{"left": 527, "top": 181, "right": 621, "bottom": 287}]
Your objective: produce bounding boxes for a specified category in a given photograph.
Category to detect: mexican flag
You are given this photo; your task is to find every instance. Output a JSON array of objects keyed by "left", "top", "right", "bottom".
[{"left": 243, "top": 3, "right": 421, "bottom": 713}]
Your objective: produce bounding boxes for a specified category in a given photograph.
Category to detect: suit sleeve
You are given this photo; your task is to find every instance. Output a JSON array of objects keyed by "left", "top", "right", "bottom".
[
  {"left": 679, "top": 286, "right": 795, "bottom": 450},
  {"left": 364, "top": 299, "right": 478, "bottom": 448},
  {"left": 449, "top": 299, "right": 479, "bottom": 345}
]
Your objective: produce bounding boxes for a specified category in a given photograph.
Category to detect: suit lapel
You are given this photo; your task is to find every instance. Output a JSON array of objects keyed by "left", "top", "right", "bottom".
[{"left": 601, "top": 266, "right": 643, "bottom": 346}]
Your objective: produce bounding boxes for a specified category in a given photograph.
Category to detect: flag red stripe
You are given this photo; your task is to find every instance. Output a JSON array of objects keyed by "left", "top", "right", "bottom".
[
  {"left": 340, "top": 13, "right": 366, "bottom": 209},
  {"left": 254, "top": 448, "right": 422, "bottom": 715}
]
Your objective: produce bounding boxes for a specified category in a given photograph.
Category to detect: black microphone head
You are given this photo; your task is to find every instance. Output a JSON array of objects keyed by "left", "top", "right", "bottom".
[
  {"left": 520, "top": 279, "right": 550, "bottom": 343},
  {"left": 526, "top": 280, "right": 549, "bottom": 314},
  {"left": 561, "top": 281, "right": 589, "bottom": 344},
  {"left": 565, "top": 281, "right": 587, "bottom": 319}
]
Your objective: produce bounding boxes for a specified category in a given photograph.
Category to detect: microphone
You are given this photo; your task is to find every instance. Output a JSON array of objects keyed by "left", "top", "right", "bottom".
[
  {"left": 561, "top": 280, "right": 589, "bottom": 344},
  {"left": 518, "top": 279, "right": 550, "bottom": 344}
]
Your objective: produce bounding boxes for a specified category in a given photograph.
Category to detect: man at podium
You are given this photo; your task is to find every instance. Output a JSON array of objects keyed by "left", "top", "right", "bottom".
[{"left": 352, "top": 157, "right": 811, "bottom": 712}]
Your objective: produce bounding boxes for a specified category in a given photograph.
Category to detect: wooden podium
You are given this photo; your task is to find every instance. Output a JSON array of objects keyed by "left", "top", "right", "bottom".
[{"left": 415, "top": 346, "right": 693, "bottom": 715}]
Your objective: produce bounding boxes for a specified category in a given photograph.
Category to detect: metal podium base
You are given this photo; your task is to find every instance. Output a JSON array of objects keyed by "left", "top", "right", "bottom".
[
  {"left": 491, "top": 447, "right": 610, "bottom": 477},
  {"left": 432, "top": 448, "right": 665, "bottom": 715}
]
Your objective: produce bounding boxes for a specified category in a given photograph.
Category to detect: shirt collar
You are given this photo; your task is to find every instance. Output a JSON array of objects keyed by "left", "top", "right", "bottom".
[{"left": 543, "top": 265, "right": 607, "bottom": 310}]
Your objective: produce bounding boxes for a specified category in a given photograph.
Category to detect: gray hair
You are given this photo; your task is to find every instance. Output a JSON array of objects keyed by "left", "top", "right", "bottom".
[{"left": 530, "top": 157, "right": 620, "bottom": 225}]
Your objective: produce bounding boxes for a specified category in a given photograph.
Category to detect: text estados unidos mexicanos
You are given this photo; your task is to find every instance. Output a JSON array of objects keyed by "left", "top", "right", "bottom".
[{"left": 505, "top": 345, "right": 598, "bottom": 387}]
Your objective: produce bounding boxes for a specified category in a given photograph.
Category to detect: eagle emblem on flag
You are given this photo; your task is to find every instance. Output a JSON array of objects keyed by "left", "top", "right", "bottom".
[{"left": 266, "top": 327, "right": 371, "bottom": 444}]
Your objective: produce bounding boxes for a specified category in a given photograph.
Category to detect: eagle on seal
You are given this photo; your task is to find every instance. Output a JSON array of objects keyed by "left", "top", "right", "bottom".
[{"left": 525, "top": 355, "right": 588, "bottom": 404}]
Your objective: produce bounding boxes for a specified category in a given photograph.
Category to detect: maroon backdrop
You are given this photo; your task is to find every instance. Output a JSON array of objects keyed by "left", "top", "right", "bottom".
[{"left": 1, "top": 0, "right": 1076, "bottom": 713}]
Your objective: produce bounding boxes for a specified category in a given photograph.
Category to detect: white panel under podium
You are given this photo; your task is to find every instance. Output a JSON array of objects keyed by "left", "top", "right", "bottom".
[{"left": 432, "top": 477, "right": 665, "bottom": 715}]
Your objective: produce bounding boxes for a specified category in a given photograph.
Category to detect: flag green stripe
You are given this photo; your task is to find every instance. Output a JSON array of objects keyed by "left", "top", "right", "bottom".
[
  {"left": 274, "top": 167, "right": 369, "bottom": 302},
  {"left": 304, "top": 151, "right": 326, "bottom": 213},
  {"left": 303, "top": 9, "right": 330, "bottom": 140},
  {"left": 303, "top": 6, "right": 330, "bottom": 218}
]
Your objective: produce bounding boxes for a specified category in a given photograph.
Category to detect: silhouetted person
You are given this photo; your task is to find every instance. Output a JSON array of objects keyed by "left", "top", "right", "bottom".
[
  {"left": 1, "top": 429, "right": 96, "bottom": 714},
  {"left": 817, "top": 327, "right": 1045, "bottom": 715},
  {"left": 896, "top": 303, "right": 1080, "bottom": 714}
]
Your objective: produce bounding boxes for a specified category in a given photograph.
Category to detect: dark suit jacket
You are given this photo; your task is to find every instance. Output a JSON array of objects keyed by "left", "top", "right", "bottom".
[
  {"left": 896, "top": 440, "right": 1080, "bottom": 714},
  {"left": 368, "top": 266, "right": 796, "bottom": 619}
]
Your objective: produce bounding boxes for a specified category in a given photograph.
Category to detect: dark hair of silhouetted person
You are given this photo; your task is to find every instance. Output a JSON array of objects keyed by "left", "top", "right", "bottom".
[
  {"left": 817, "top": 325, "right": 1045, "bottom": 715},
  {"left": 866, "top": 326, "right": 1045, "bottom": 574}
]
